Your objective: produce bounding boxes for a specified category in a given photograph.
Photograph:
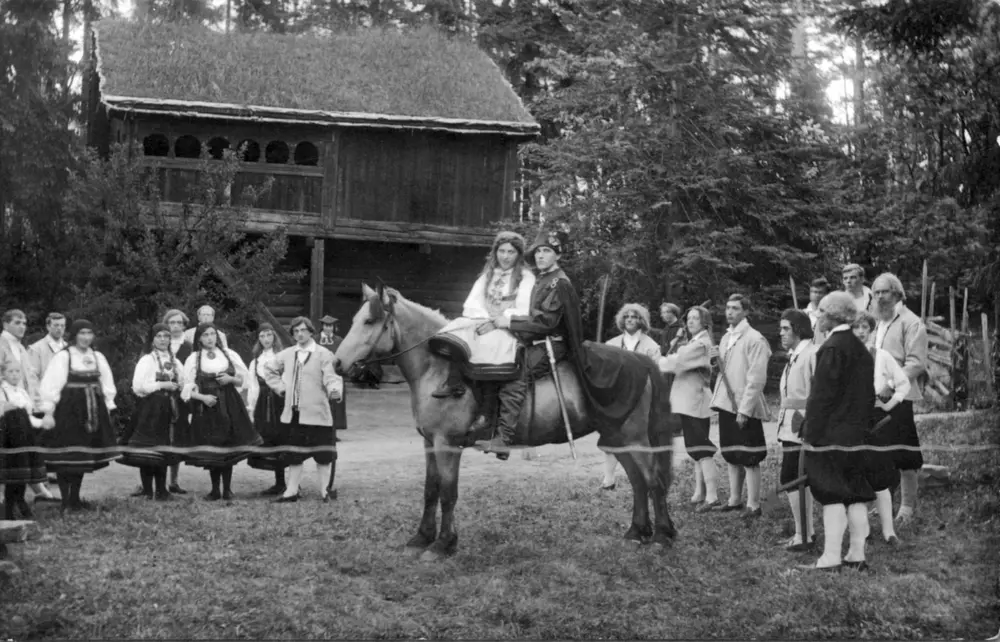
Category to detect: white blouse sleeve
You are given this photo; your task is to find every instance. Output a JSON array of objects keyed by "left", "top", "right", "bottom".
[
  {"left": 181, "top": 353, "right": 199, "bottom": 401},
  {"left": 38, "top": 350, "right": 70, "bottom": 414},
  {"left": 132, "top": 354, "right": 160, "bottom": 397},
  {"left": 879, "top": 349, "right": 911, "bottom": 405},
  {"left": 96, "top": 352, "right": 117, "bottom": 412},
  {"left": 246, "top": 357, "right": 260, "bottom": 411},
  {"left": 461, "top": 275, "right": 490, "bottom": 319},
  {"left": 506, "top": 270, "right": 536, "bottom": 318}
]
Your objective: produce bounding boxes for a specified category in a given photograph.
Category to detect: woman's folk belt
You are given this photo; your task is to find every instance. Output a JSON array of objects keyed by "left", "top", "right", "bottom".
[{"left": 64, "top": 381, "right": 102, "bottom": 433}]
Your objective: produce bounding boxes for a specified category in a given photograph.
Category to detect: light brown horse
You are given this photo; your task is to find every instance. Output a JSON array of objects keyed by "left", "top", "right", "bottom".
[{"left": 334, "top": 283, "right": 676, "bottom": 561}]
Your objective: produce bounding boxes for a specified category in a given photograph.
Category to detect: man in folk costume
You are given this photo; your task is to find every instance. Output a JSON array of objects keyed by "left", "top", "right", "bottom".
[
  {"left": 871, "top": 272, "right": 928, "bottom": 524},
  {"left": 800, "top": 292, "right": 876, "bottom": 572},
  {"left": 710, "top": 294, "right": 772, "bottom": 518},
  {"left": 600, "top": 303, "right": 660, "bottom": 489},
  {"left": 803, "top": 277, "right": 831, "bottom": 344},
  {"left": 162, "top": 308, "right": 195, "bottom": 494},
  {"left": 776, "top": 309, "right": 819, "bottom": 551},
  {"left": 318, "top": 315, "right": 341, "bottom": 349},
  {"left": 182, "top": 305, "right": 228, "bottom": 351},
  {"left": 264, "top": 317, "right": 343, "bottom": 502},
  {"left": 429, "top": 231, "right": 535, "bottom": 399},
  {"left": 842, "top": 263, "right": 874, "bottom": 315},
  {"left": 657, "top": 303, "right": 684, "bottom": 355},
  {"left": 477, "top": 228, "right": 667, "bottom": 456},
  {"left": 26, "top": 312, "right": 67, "bottom": 402},
  {"left": 1, "top": 309, "right": 60, "bottom": 504}
]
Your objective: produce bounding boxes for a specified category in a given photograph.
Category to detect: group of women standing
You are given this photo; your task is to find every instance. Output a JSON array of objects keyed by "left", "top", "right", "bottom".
[{"left": 1, "top": 313, "right": 345, "bottom": 515}]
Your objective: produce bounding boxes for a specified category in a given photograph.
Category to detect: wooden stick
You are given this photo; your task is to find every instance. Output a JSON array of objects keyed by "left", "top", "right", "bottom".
[
  {"left": 983, "top": 313, "right": 994, "bottom": 395},
  {"left": 949, "top": 286, "right": 957, "bottom": 410},
  {"left": 789, "top": 275, "right": 799, "bottom": 309},
  {"left": 920, "top": 261, "right": 928, "bottom": 322},
  {"left": 928, "top": 282, "right": 936, "bottom": 320},
  {"left": 949, "top": 286, "right": 956, "bottom": 337},
  {"left": 962, "top": 288, "right": 969, "bottom": 334}
]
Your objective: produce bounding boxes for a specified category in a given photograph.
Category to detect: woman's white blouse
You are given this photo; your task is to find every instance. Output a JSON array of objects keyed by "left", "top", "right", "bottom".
[
  {"left": 461, "top": 268, "right": 536, "bottom": 319},
  {"left": 38, "top": 348, "right": 117, "bottom": 414},
  {"left": 1, "top": 381, "right": 43, "bottom": 427},
  {"left": 181, "top": 349, "right": 248, "bottom": 401},
  {"left": 132, "top": 351, "right": 186, "bottom": 397},
  {"left": 244, "top": 349, "right": 277, "bottom": 411}
]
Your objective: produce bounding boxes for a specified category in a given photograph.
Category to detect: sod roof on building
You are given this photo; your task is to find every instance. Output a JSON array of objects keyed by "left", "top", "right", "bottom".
[{"left": 94, "top": 19, "right": 537, "bottom": 135}]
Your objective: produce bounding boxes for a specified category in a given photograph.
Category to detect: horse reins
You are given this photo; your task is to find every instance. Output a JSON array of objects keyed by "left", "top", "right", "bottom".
[{"left": 354, "top": 303, "right": 435, "bottom": 370}]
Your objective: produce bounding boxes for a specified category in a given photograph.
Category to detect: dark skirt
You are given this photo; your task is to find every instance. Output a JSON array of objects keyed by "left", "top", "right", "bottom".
[
  {"left": 804, "top": 447, "right": 876, "bottom": 506},
  {"left": 278, "top": 411, "right": 336, "bottom": 466},
  {"left": 119, "top": 391, "right": 190, "bottom": 469},
  {"left": 779, "top": 440, "right": 803, "bottom": 487},
  {"left": 887, "top": 400, "right": 924, "bottom": 471},
  {"left": 185, "top": 383, "right": 262, "bottom": 469},
  {"left": 680, "top": 414, "right": 715, "bottom": 461},
  {"left": 865, "top": 407, "right": 902, "bottom": 492},
  {"left": 0, "top": 408, "right": 47, "bottom": 485},
  {"left": 246, "top": 385, "right": 285, "bottom": 472},
  {"left": 40, "top": 380, "right": 120, "bottom": 474},
  {"left": 718, "top": 410, "right": 767, "bottom": 467}
]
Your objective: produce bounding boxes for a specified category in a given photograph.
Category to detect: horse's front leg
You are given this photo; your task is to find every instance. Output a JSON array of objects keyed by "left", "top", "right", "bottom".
[
  {"left": 406, "top": 437, "right": 439, "bottom": 555},
  {"left": 616, "top": 451, "right": 653, "bottom": 544},
  {"left": 420, "top": 437, "right": 463, "bottom": 562}
]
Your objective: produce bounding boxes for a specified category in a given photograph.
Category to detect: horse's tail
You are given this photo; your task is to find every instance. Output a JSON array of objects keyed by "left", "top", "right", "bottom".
[{"left": 645, "top": 367, "right": 674, "bottom": 482}]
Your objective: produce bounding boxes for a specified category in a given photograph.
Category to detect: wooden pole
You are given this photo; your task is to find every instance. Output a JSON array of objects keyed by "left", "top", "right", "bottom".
[
  {"left": 920, "top": 260, "right": 928, "bottom": 323},
  {"left": 789, "top": 275, "right": 799, "bottom": 309},
  {"left": 949, "top": 286, "right": 956, "bottom": 337},
  {"left": 928, "top": 282, "right": 936, "bottom": 320},
  {"left": 962, "top": 288, "right": 969, "bottom": 333},
  {"left": 983, "top": 313, "right": 993, "bottom": 398}
]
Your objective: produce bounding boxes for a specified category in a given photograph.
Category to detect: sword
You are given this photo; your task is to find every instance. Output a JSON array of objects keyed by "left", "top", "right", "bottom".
[
  {"left": 545, "top": 336, "right": 577, "bottom": 460},
  {"left": 595, "top": 275, "right": 610, "bottom": 342}
]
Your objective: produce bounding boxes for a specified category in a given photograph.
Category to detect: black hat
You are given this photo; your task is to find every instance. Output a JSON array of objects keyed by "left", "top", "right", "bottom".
[
  {"left": 527, "top": 228, "right": 569, "bottom": 258},
  {"left": 320, "top": 315, "right": 338, "bottom": 325},
  {"left": 67, "top": 319, "right": 94, "bottom": 344}
]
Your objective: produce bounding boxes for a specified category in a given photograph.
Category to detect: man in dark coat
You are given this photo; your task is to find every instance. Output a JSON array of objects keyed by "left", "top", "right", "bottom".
[
  {"left": 801, "top": 291, "right": 876, "bottom": 572},
  {"left": 657, "top": 303, "right": 684, "bottom": 355},
  {"left": 479, "top": 228, "right": 663, "bottom": 455}
]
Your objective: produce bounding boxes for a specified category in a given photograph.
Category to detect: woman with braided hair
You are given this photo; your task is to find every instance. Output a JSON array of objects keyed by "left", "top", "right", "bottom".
[
  {"left": 181, "top": 323, "right": 261, "bottom": 500},
  {"left": 38, "top": 319, "right": 120, "bottom": 512},
  {"left": 118, "top": 323, "right": 190, "bottom": 501}
]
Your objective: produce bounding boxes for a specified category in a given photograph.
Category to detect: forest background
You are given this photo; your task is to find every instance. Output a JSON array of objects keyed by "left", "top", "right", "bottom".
[{"left": 1, "top": 0, "right": 998, "bottom": 401}]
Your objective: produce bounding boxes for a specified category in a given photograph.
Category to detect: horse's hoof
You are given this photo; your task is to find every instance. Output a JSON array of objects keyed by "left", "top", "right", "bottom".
[
  {"left": 405, "top": 545, "right": 426, "bottom": 558},
  {"left": 419, "top": 548, "right": 444, "bottom": 563},
  {"left": 651, "top": 534, "right": 675, "bottom": 549}
]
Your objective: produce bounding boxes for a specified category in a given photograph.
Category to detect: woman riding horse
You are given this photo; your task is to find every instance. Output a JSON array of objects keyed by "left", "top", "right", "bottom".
[{"left": 428, "top": 230, "right": 535, "bottom": 400}]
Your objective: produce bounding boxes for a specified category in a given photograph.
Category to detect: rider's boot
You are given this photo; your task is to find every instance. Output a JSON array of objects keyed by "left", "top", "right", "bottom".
[
  {"left": 431, "top": 363, "right": 466, "bottom": 398},
  {"left": 476, "top": 378, "right": 525, "bottom": 459}
]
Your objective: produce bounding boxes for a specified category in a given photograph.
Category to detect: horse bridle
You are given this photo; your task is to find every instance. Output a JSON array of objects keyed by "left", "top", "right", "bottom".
[{"left": 353, "top": 297, "right": 434, "bottom": 371}]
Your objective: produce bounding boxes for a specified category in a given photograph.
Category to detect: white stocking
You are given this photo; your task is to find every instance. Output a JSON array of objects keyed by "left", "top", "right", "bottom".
[
  {"left": 726, "top": 464, "right": 745, "bottom": 506},
  {"left": 691, "top": 463, "right": 705, "bottom": 502},
  {"left": 818, "top": 504, "right": 847, "bottom": 567},
  {"left": 700, "top": 458, "right": 719, "bottom": 504},
  {"left": 602, "top": 453, "right": 618, "bottom": 486},
  {"left": 745, "top": 465, "right": 762, "bottom": 510},
  {"left": 875, "top": 489, "right": 896, "bottom": 539},
  {"left": 317, "top": 463, "right": 332, "bottom": 494},
  {"left": 845, "top": 503, "right": 870, "bottom": 562},
  {"left": 283, "top": 464, "right": 304, "bottom": 497}
]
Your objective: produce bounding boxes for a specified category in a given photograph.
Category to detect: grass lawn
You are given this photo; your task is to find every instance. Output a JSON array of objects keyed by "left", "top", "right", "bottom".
[{"left": 2, "top": 389, "right": 998, "bottom": 639}]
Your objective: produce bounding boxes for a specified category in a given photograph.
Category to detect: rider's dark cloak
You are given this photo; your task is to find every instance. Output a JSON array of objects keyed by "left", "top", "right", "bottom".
[{"left": 510, "top": 268, "right": 671, "bottom": 435}]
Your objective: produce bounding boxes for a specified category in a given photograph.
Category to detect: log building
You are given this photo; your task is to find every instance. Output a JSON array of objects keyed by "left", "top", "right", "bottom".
[{"left": 86, "top": 20, "right": 538, "bottom": 329}]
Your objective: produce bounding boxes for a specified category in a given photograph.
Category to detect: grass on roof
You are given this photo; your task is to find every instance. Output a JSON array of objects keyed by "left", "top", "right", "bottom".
[{"left": 95, "top": 19, "right": 535, "bottom": 125}]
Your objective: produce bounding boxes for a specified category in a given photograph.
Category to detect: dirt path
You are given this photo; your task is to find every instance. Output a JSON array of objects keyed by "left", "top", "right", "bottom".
[{"left": 78, "top": 385, "right": 781, "bottom": 499}]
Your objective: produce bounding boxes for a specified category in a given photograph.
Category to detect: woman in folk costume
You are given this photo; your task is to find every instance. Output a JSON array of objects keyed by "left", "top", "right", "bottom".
[
  {"left": 658, "top": 306, "right": 721, "bottom": 512},
  {"left": 600, "top": 303, "right": 660, "bottom": 490},
  {"left": 1, "top": 361, "right": 48, "bottom": 519},
  {"left": 117, "top": 323, "right": 189, "bottom": 501},
  {"left": 181, "top": 323, "right": 261, "bottom": 501},
  {"left": 245, "top": 323, "right": 288, "bottom": 496},
  {"left": 853, "top": 311, "right": 909, "bottom": 546},
  {"left": 162, "top": 308, "right": 193, "bottom": 494},
  {"left": 38, "top": 319, "right": 120, "bottom": 512},
  {"left": 429, "top": 231, "right": 536, "bottom": 398}
]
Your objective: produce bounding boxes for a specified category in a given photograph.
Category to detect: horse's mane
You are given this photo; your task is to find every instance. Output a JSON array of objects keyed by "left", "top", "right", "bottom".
[{"left": 390, "top": 289, "right": 451, "bottom": 327}]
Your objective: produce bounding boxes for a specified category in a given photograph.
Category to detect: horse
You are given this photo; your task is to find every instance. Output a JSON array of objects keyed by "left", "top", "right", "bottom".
[{"left": 334, "top": 282, "right": 677, "bottom": 562}]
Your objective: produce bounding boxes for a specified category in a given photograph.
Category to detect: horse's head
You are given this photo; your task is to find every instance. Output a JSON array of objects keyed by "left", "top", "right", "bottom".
[{"left": 334, "top": 281, "right": 399, "bottom": 378}]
